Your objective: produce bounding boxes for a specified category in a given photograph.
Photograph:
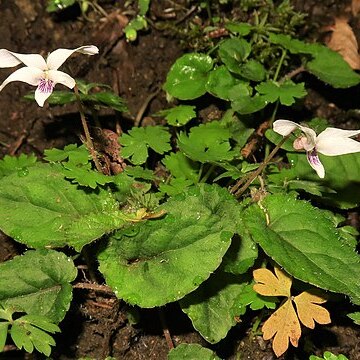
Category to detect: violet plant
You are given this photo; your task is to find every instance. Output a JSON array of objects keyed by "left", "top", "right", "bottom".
[{"left": 0, "top": 9, "right": 360, "bottom": 359}]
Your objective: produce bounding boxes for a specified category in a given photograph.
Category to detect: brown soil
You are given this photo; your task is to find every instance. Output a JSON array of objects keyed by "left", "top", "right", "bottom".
[{"left": 0, "top": 1, "right": 359, "bottom": 359}]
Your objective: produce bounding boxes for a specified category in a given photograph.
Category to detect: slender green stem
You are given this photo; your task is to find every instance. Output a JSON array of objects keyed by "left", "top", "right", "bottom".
[
  {"left": 273, "top": 49, "right": 287, "bottom": 82},
  {"left": 73, "top": 84, "right": 102, "bottom": 173},
  {"left": 233, "top": 135, "right": 290, "bottom": 198},
  {"left": 200, "top": 164, "right": 216, "bottom": 183}
]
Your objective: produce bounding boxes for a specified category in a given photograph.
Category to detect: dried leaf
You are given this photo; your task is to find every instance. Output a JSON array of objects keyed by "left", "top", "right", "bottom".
[
  {"left": 327, "top": 18, "right": 360, "bottom": 70},
  {"left": 262, "top": 298, "right": 301, "bottom": 357},
  {"left": 253, "top": 266, "right": 292, "bottom": 297},
  {"left": 352, "top": 0, "right": 360, "bottom": 16},
  {"left": 293, "top": 290, "right": 331, "bottom": 329}
]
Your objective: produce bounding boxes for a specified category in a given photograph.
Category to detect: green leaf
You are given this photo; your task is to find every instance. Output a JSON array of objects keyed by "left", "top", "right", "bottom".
[
  {"left": 243, "top": 194, "right": 360, "bottom": 305},
  {"left": 168, "top": 343, "right": 220, "bottom": 360},
  {"left": 177, "top": 121, "right": 236, "bottom": 163},
  {"left": 310, "top": 351, "right": 349, "bottom": 360},
  {"left": 0, "top": 250, "right": 76, "bottom": 323},
  {"left": 0, "top": 322, "right": 9, "bottom": 352},
  {"left": 225, "top": 21, "right": 252, "bottom": 36},
  {"left": 87, "top": 92, "right": 128, "bottom": 112},
  {"left": 159, "top": 105, "right": 196, "bottom": 126},
  {"left": 159, "top": 177, "right": 194, "bottom": 196},
  {"left": 180, "top": 271, "right": 248, "bottom": 343},
  {"left": 206, "top": 65, "right": 243, "bottom": 100},
  {"left": 162, "top": 152, "right": 199, "bottom": 183},
  {"left": 0, "top": 154, "right": 37, "bottom": 178},
  {"left": 46, "top": 0, "right": 76, "bottom": 12},
  {"left": 44, "top": 144, "right": 90, "bottom": 164},
  {"left": 218, "top": 38, "right": 251, "bottom": 74},
  {"left": 62, "top": 162, "right": 114, "bottom": 189},
  {"left": 20, "top": 315, "right": 60, "bottom": 334},
  {"left": 138, "top": 0, "right": 150, "bottom": 16},
  {"left": 239, "top": 60, "right": 266, "bottom": 81},
  {"left": 164, "top": 53, "right": 213, "bottom": 100},
  {"left": 268, "top": 33, "right": 314, "bottom": 54},
  {"left": 123, "top": 166, "right": 155, "bottom": 181},
  {"left": 0, "top": 164, "right": 125, "bottom": 250},
  {"left": 256, "top": 80, "right": 307, "bottom": 106},
  {"left": 231, "top": 94, "right": 268, "bottom": 114},
  {"left": 306, "top": 46, "right": 360, "bottom": 88},
  {"left": 347, "top": 312, "right": 360, "bottom": 325},
  {"left": 269, "top": 152, "right": 360, "bottom": 209},
  {"left": 11, "top": 323, "right": 34, "bottom": 353},
  {"left": 120, "top": 126, "right": 171, "bottom": 165},
  {"left": 98, "top": 184, "right": 239, "bottom": 307},
  {"left": 21, "top": 322, "right": 55, "bottom": 356}
]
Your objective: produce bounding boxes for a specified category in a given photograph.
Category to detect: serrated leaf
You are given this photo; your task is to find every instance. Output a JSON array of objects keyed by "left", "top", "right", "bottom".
[
  {"left": 21, "top": 323, "right": 55, "bottom": 356},
  {"left": 164, "top": 53, "right": 213, "bottom": 100},
  {"left": 239, "top": 60, "right": 266, "bottom": 81},
  {"left": 0, "top": 322, "right": 9, "bottom": 352},
  {"left": 0, "top": 153, "right": 37, "bottom": 178},
  {"left": 231, "top": 94, "right": 268, "bottom": 114},
  {"left": 180, "top": 271, "right": 248, "bottom": 343},
  {"left": 44, "top": 144, "right": 90, "bottom": 164},
  {"left": 162, "top": 152, "right": 199, "bottom": 183},
  {"left": 20, "top": 315, "right": 60, "bottom": 333},
  {"left": 225, "top": 21, "right": 252, "bottom": 35},
  {"left": 347, "top": 311, "right": 360, "bottom": 325},
  {"left": 120, "top": 126, "right": 171, "bottom": 165},
  {"left": 0, "top": 250, "right": 76, "bottom": 323},
  {"left": 206, "top": 65, "right": 243, "bottom": 100},
  {"left": 244, "top": 194, "right": 360, "bottom": 304},
  {"left": 177, "top": 121, "right": 236, "bottom": 163},
  {"left": 218, "top": 38, "right": 251, "bottom": 74},
  {"left": 268, "top": 152, "right": 360, "bottom": 209},
  {"left": 310, "top": 352, "right": 349, "bottom": 360},
  {"left": 253, "top": 267, "right": 292, "bottom": 297},
  {"left": 234, "top": 284, "right": 277, "bottom": 311},
  {"left": 168, "top": 343, "right": 220, "bottom": 360},
  {"left": 0, "top": 164, "right": 125, "bottom": 250},
  {"left": 159, "top": 177, "right": 194, "bottom": 196},
  {"left": 159, "top": 105, "right": 196, "bottom": 126},
  {"left": 256, "top": 80, "right": 307, "bottom": 106},
  {"left": 123, "top": 166, "right": 155, "bottom": 180},
  {"left": 97, "top": 184, "right": 239, "bottom": 307},
  {"left": 11, "top": 323, "right": 34, "bottom": 353}
]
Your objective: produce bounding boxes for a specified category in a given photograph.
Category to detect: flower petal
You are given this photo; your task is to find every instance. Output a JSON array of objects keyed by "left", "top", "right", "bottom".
[
  {"left": 273, "top": 119, "right": 301, "bottom": 136},
  {"left": 316, "top": 127, "right": 360, "bottom": 156},
  {"left": 0, "top": 49, "right": 47, "bottom": 69},
  {"left": 35, "top": 86, "right": 53, "bottom": 107},
  {"left": 0, "top": 67, "right": 43, "bottom": 91},
  {"left": 48, "top": 70, "right": 76, "bottom": 88},
  {"left": 46, "top": 45, "right": 99, "bottom": 70},
  {"left": 307, "top": 149, "right": 325, "bottom": 178}
]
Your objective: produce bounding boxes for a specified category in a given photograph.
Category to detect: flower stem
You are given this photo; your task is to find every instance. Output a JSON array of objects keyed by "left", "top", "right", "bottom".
[
  {"left": 73, "top": 84, "right": 102, "bottom": 173},
  {"left": 232, "top": 135, "right": 290, "bottom": 198}
]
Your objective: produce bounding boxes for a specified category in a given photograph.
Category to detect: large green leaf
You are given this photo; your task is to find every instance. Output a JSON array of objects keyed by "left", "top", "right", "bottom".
[
  {"left": 244, "top": 194, "right": 360, "bottom": 304},
  {"left": 218, "top": 38, "right": 251, "bottom": 74},
  {"left": 163, "top": 53, "right": 213, "bottom": 100},
  {"left": 180, "top": 271, "right": 248, "bottom": 343},
  {"left": 97, "top": 184, "right": 239, "bottom": 307},
  {"left": 0, "top": 164, "right": 125, "bottom": 250},
  {"left": 168, "top": 343, "right": 220, "bottom": 360},
  {"left": 0, "top": 250, "right": 76, "bottom": 323},
  {"left": 268, "top": 152, "right": 360, "bottom": 209}
]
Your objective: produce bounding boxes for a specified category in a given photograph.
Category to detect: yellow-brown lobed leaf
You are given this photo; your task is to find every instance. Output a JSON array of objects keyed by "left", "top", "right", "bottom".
[
  {"left": 253, "top": 266, "right": 292, "bottom": 297},
  {"left": 262, "top": 298, "right": 301, "bottom": 357},
  {"left": 293, "top": 290, "right": 331, "bottom": 329}
]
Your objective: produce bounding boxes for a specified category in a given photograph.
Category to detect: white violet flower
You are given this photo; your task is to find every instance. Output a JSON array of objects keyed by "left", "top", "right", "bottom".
[
  {"left": 0, "top": 45, "right": 99, "bottom": 107},
  {"left": 273, "top": 119, "right": 360, "bottom": 178}
]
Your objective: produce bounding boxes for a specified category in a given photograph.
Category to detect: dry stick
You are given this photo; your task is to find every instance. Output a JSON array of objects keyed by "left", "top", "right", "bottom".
[
  {"left": 134, "top": 88, "right": 161, "bottom": 127},
  {"left": 73, "top": 282, "right": 115, "bottom": 295},
  {"left": 73, "top": 85, "right": 103, "bottom": 172},
  {"left": 158, "top": 308, "right": 174, "bottom": 350},
  {"left": 233, "top": 135, "right": 290, "bottom": 199}
]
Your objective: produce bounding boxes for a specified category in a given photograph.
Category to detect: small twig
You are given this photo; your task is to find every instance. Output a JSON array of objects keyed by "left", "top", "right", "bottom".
[
  {"left": 174, "top": 5, "right": 197, "bottom": 25},
  {"left": 73, "top": 282, "right": 115, "bottom": 295},
  {"left": 134, "top": 88, "right": 161, "bottom": 127},
  {"left": 282, "top": 65, "right": 305, "bottom": 82},
  {"left": 232, "top": 135, "right": 290, "bottom": 198},
  {"left": 158, "top": 308, "right": 174, "bottom": 350},
  {"left": 73, "top": 84, "right": 103, "bottom": 172}
]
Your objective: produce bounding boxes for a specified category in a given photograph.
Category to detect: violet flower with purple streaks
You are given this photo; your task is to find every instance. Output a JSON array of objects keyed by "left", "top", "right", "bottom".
[
  {"left": 273, "top": 119, "right": 360, "bottom": 178},
  {"left": 0, "top": 45, "right": 98, "bottom": 107}
]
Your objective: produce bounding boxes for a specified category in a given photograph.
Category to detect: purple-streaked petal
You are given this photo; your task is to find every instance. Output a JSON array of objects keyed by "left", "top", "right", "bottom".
[
  {"left": 35, "top": 86, "right": 53, "bottom": 107},
  {"left": 48, "top": 70, "right": 75, "bottom": 88},
  {"left": 0, "top": 49, "right": 47, "bottom": 69},
  {"left": 46, "top": 45, "right": 99, "bottom": 70},
  {"left": 0, "top": 67, "right": 43, "bottom": 91},
  {"left": 307, "top": 149, "right": 325, "bottom": 178}
]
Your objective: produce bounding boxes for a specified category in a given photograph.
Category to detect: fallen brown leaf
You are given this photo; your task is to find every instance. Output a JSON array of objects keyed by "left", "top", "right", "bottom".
[
  {"left": 352, "top": 0, "right": 360, "bottom": 16},
  {"left": 253, "top": 267, "right": 331, "bottom": 358},
  {"left": 326, "top": 17, "right": 360, "bottom": 70}
]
